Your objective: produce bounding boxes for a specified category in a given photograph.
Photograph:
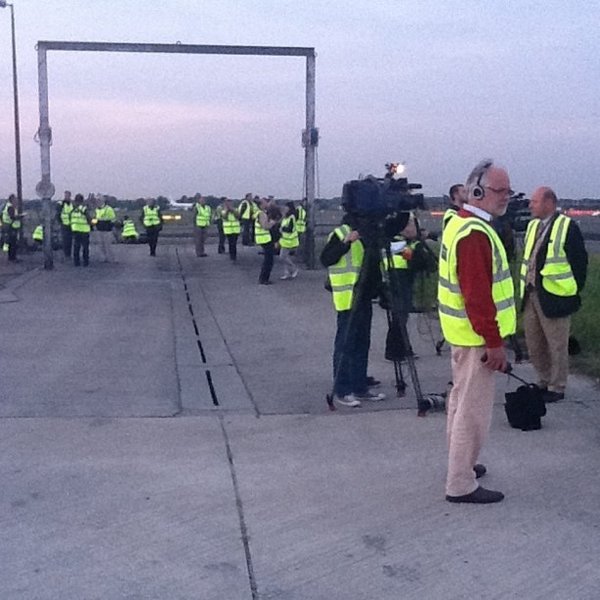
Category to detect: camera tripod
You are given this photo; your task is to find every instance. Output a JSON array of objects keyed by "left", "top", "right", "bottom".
[{"left": 325, "top": 234, "right": 431, "bottom": 415}]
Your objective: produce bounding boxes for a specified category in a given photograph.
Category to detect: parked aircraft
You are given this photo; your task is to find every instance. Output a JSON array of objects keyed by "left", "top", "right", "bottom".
[{"left": 167, "top": 198, "right": 195, "bottom": 210}]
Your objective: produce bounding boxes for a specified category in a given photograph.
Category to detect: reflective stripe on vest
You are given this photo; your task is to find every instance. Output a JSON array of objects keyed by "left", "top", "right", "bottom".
[
  {"left": 255, "top": 212, "right": 272, "bottom": 244},
  {"left": 327, "top": 225, "right": 365, "bottom": 311},
  {"left": 70, "top": 207, "right": 91, "bottom": 233},
  {"left": 143, "top": 206, "right": 161, "bottom": 227},
  {"left": 122, "top": 221, "right": 138, "bottom": 238},
  {"left": 61, "top": 202, "right": 73, "bottom": 226},
  {"left": 519, "top": 214, "right": 577, "bottom": 299},
  {"left": 296, "top": 206, "right": 307, "bottom": 233},
  {"left": 279, "top": 215, "right": 299, "bottom": 249},
  {"left": 33, "top": 225, "right": 43, "bottom": 241},
  {"left": 438, "top": 215, "right": 516, "bottom": 346},
  {"left": 195, "top": 204, "right": 211, "bottom": 227},
  {"left": 222, "top": 212, "right": 241, "bottom": 235}
]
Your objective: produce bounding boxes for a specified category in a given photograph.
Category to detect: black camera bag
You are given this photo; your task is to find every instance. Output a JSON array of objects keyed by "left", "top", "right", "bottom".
[{"left": 505, "top": 382, "right": 546, "bottom": 431}]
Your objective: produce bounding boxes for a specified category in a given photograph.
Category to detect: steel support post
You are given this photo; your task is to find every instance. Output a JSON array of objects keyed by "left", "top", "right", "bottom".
[
  {"left": 304, "top": 52, "right": 317, "bottom": 269},
  {"left": 37, "top": 45, "right": 54, "bottom": 270},
  {"left": 8, "top": 4, "right": 22, "bottom": 216}
]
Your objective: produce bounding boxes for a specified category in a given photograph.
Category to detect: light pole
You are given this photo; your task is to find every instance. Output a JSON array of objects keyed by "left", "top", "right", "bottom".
[{"left": 0, "top": 0, "right": 23, "bottom": 217}]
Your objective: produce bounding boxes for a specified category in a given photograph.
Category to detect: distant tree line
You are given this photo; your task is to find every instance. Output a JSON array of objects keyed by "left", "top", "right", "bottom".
[{"left": 18, "top": 195, "right": 600, "bottom": 212}]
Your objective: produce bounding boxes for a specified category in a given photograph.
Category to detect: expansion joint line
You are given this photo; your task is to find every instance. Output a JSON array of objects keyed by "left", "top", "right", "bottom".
[
  {"left": 175, "top": 248, "right": 218, "bottom": 406},
  {"left": 219, "top": 415, "right": 259, "bottom": 600},
  {"left": 192, "top": 257, "right": 261, "bottom": 418}
]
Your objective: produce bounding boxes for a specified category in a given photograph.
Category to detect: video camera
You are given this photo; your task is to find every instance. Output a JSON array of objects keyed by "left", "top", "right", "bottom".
[
  {"left": 505, "top": 192, "right": 531, "bottom": 232},
  {"left": 341, "top": 163, "right": 425, "bottom": 219}
]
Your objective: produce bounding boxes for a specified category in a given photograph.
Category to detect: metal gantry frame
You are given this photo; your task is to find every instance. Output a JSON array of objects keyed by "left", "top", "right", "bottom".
[{"left": 36, "top": 41, "right": 318, "bottom": 270}]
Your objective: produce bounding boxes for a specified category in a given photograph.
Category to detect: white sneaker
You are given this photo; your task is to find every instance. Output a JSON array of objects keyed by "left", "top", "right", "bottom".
[
  {"left": 334, "top": 394, "right": 361, "bottom": 408},
  {"left": 291, "top": 270, "right": 299, "bottom": 279},
  {"left": 355, "top": 391, "right": 386, "bottom": 402},
  {"left": 280, "top": 274, "right": 290, "bottom": 280}
]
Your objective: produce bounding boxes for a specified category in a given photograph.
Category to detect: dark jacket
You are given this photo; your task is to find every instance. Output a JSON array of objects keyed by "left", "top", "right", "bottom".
[{"left": 528, "top": 213, "right": 588, "bottom": 318}]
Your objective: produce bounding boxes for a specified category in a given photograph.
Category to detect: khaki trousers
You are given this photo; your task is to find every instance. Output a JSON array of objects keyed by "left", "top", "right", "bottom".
[
  {"left": 446, "top": 346, "right": 496, "bottom": 497},
  {"left": 94, "top": 230, "right": 114, "bottom": 263},
  {"left": 523, "top": 291, "right": 570, "bottom": 393}
]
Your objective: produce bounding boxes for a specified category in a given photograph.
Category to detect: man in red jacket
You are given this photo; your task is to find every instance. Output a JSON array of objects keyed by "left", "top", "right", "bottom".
[{"left": 438, "top": 159, "right": 517, "bottom": 504}]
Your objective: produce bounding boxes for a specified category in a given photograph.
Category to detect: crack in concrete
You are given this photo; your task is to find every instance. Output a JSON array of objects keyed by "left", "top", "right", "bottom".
[{"left": 219, "top": 415, "right": 259, "bottom": 600}]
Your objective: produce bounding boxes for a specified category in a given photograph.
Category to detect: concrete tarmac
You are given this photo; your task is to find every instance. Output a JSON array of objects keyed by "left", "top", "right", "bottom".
[{"left": 1, "top": 241, "right": 599, "bottom": 599}]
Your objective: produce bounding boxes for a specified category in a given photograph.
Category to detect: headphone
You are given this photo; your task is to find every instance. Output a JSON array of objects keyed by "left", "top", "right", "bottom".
[{"left": 470, "top": 159, "right": 493, "bottom": 200}]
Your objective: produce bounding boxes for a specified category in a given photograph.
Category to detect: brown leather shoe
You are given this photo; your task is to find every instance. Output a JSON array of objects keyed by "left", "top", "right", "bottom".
[{"left": 446, "top": 486, "right": 504, "bottom": 504}]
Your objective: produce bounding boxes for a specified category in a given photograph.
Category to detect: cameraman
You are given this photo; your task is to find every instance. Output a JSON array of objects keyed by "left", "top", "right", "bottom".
[
  {"left": 382, "top": 212, "right": 419, "bottom": 361},
  {"left": 321, "top": 214, "right": 385, "bottom": 408}
]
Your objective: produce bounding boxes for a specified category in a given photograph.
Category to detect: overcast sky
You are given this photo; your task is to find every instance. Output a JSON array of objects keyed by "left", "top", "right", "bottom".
[{"left": 0, "top": 0, "right": 598, "bottom": 200}]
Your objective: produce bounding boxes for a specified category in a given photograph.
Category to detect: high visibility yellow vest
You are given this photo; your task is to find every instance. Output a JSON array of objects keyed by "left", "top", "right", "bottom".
[
  {"left": 194, "top": 204, "right": 212, "bottom": 227},
  {"left": 70, "top": 206, "right": 91, "bottom": 233},
  {"left": 122, "top": 220, "right": 138, "bottom": 238},
  {"left": 95, "top": 205, "right": 116, "bottom": 222},
  {"left": 254, "top": 212, "right": 272, "bottom": 244},
  {"left": 222, "top": 211, "right": 241, "bottom": 235},
  {"left": 296, "top": 205, "right": 307, "bottom": 233},
  {"left": 143, "top": 206, "right": 161, "bottom": 227},
  {"left": 279, "top": 215, "right": 299, "bottom": 249},
  {"left": 2, "top": 202, "right": 21, "bottom": 229},
  {"left": 33, "top": 225, "right": 44, "bottom": 242},
  {"left": 60, "top": 202, "right": 73, "bottom": 226},
  {"left": 442, "top": 207, "right": 458, "bottom": 230},
  {"left": 438, "top": 215, "right": 516, "bottom": 346},
  {"left": 327, "top": 224, "right": 365, "bottom": 312},
  {"left": 239, "top": 200, "right": 254, "bottom": 220},
  {"left": 1, "top": 203, "right": 11, "bottom": 225},
  {"left": 382, "top": 237, "right": 417, "bottom": 270},
  {"left": 519, "top": 214, "right": 577, "bottom": 299}
]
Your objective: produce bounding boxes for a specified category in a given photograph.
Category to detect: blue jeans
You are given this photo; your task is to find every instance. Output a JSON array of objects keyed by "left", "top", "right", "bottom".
[
  {"left": 333, "top": 300, "right": 373, "bottom": 397},
  {"left": 259, "top": 241, "right": 275, "bottom": 283}
]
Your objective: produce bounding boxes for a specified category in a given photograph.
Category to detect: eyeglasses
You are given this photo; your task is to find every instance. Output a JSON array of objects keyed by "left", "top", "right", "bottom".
[{"left": 485, "top": 186, "right": 514, "bottom": 197}]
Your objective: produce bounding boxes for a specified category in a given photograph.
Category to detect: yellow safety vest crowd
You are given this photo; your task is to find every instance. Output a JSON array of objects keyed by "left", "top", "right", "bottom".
[
  {"left": 1, "top": 192, "right": 309, "bottom": 277},
  {"left": 0, "top": 160, "right": 592, "bottom": 509}
]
